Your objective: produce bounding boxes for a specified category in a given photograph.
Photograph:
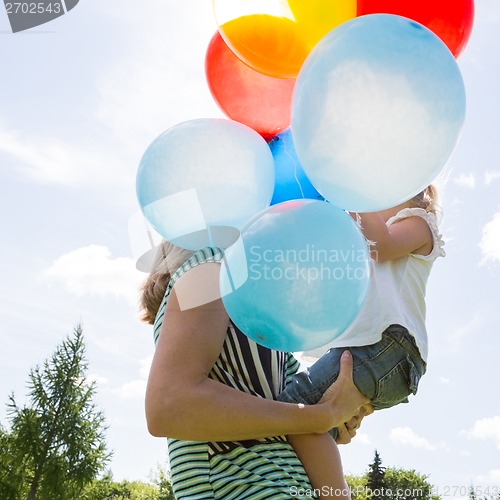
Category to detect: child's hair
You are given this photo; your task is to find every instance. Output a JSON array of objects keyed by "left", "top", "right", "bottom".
[
  {"left": 139, "top": 241, "right": 193, "bottom": 324},
  {"left": 411, "top": 184, "right": 440, "bottom": 215}
]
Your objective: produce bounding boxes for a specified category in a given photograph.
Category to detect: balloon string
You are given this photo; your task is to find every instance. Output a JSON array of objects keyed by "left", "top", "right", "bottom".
[
  {"left": 207, "top": 225, "right": 236, "bottom": 292},
  {"left": 283, "top": 138, "right": 305, "bottom": 199},
  {"left": 222, "top": 255, "right": 237, "bottom": 293},
  {"left": 142, "top": 216, "right": 156, "bottom": 250},
  {"left": 207, "top": 224, "right": 215, "bottom": 249}
]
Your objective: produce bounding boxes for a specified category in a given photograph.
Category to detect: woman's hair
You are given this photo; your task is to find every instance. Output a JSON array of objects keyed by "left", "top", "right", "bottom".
[
  {"left": 139, "top": 241, "right": 193, "bottom": 324},
  {"left": 411, "top": 184, "right": 440, "bottom": 215}
]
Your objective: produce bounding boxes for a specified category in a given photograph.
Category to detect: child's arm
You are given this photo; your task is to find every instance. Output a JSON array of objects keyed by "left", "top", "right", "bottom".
[
  {"left": 288, "top": 433, "right": 350, "bottom": 500},
  {"left": 355, "top": 212, "right": 433, "bottom": 262}
]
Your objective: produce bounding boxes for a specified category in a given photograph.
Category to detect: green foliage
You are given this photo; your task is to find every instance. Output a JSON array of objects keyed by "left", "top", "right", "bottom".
[
  {"left": 150, "top": 465, "right": 175, "bottom": 500},
  {"left": 384, "top": 468, "right": 435, "bottom": 500},
  {"left": 0, "top": 325, "right": 111, "bottom": 499},
  {"left": 346, "top": 450, "right": 438, "bottom": 500},
  {"left": 346, "top": 473, "right": 370, "bottom": 500},
  {"left": 0, "top": 423, "right": 26, "bottom": 500},
  {"left": 82, "top": 478, "right": 158, "bottom": 499},
  {"left": 81, "top": 468, "right": 175, "bottom": 500}
]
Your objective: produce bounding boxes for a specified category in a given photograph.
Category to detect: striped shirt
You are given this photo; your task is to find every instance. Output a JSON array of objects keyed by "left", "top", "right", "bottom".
[{"left": 153, "top": 247, "right": 316, "bottom": 499}]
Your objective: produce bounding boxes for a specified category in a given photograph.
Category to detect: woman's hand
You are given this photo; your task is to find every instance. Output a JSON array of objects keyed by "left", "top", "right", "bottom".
[{"left": 315, "top": 351, "right": 371, "bottom": 434}]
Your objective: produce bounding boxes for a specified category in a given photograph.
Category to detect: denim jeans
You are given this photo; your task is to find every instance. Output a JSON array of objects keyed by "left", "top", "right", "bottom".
[{"left": 278, "top": 325, "right": 426, "bottom": 438}]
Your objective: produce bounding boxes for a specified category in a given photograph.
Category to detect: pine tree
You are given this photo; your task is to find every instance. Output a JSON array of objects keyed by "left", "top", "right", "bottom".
[
  {"left": 367, "top": 450, "right": 386, "bottom": 500},
  {"left": 1, "top": 325, "right": 111, "bottom": 499}
]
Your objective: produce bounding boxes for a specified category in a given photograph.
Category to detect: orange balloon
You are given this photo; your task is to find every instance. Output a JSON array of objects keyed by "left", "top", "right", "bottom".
[
  {"left": 219, "top": 14, "right": 309, "bottom": 79},
  {"left": 214, "top": 0, "right": 357, "bottom": 79}
]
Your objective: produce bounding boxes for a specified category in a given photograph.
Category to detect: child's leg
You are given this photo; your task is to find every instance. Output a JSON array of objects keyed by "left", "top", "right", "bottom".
[
  {"left": 289, "top": 433, "right": 351, "bottom": 500},
  {"left": 279, "top": 342, "right": 386, "bottom": 413}
]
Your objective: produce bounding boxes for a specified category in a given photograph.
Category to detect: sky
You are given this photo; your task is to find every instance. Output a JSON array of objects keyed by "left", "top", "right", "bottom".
[{"left": 0, "top": 0, "right": 499, "bottom": 496}]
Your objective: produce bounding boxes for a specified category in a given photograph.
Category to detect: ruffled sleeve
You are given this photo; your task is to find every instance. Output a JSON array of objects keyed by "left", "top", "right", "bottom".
[{"left": 386, "top": 207, "right": 445, "bottom": 261}]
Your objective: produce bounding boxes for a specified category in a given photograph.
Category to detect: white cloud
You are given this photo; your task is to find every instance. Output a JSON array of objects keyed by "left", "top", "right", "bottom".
[
  {"left": 479, "top": 212, "right": 500, "bottom": 264},
  {"left": 0, "top": 122, "right": 128, "bottom": 188},
  {"left": 94, "top": 51, "right": 220, "bottom": 152},
  {"left": 93, "top": 0, "right": 221, "bottom": 157},
  {"left": 114, "top": 379, "right": 147, "bottom": 401},
  {"left": 110, "top": 355, "right": 153, "bottom": 401},
  {"left": 353, "top": 432, "right": 372, "bottom": 446},
  {"left": 463, "top": 416, "right": 500, "bottom": 450},
  {"left": 139, "top": 355, "right": 153, "bottom": 379},
  {"left": 39, "top": 245, "right": 143, "bottom": 305},
  {"left": 0, "top": 125, "right": 81, "bottom": 185},
  {"left": 484, "top": 170, "right": 500, "bottom": 186},
  {"left": 0, "top": 0, "right": 220, "bottom": 190},
  {"left": 84, "top": 373, "right": 109, "bottom": 388},
  {"left": 475, "top": 470, "right": 500, "bottom": 490},
  {"left": 454, "top": 173, "right": 476, "bottom": 189},
  {"left": 390, "top": 426, "right": 443, "bottom": 451},
  {"left": 439, "top": 377, "right": 450, "bottom": 384},
  {"left": 481, "top": 469, "right": 500, "bottom": 483}
]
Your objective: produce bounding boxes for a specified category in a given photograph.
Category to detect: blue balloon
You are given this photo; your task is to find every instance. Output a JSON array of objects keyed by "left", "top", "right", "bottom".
[
  {"left": 220, "top": 200, "right": 370, "bottom": 352},
  {"left": 136, "top": 118, "right": 275, "bottom": 250},
  {"left": 269, "top": 129, "right": 323, "bottom": 205},
  {"left": 292, "top": 14, "right": 466, "bottom": 212}
]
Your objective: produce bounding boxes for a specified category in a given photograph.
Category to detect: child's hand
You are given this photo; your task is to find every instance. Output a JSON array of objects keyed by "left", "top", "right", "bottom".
[{"left": 336, "top": 403, "right": 373, "bottom": 444}]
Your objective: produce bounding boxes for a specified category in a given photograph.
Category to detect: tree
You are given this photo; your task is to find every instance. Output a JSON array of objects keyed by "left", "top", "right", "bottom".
[
  {"left": 384, "top": 468, "right": 437, "bottom": 500},
  {"left": 150, "top": 465, "right": 176, "bottom": 500},
  {"left": 83, "top": 478, "right": 158, "bottom": 499},
  {"left": 1, "top": 325, "right": 111, "bottom": 499},
  {"left": 346, "top": 450, "right": 439, "bottom": 500},
  {"left": 81, "top": 470, "right": 175, "bottom": 500},
  {"left": 0, "top": 423, "right": 26, "bottom": 500},
  {"left": 367, "top": 450, "right": 386, "bottom": 499},
  {"left": 346, "top": 473, "right": 370, "bottom": 500}
]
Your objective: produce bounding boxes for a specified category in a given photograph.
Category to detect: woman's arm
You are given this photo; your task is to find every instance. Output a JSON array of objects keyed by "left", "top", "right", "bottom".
[
  {"left": 356, "top": 212, "right": 433, "bottom": 262},
  {"left": 145, "top": 263, "right": 369, "bottom": 441}
]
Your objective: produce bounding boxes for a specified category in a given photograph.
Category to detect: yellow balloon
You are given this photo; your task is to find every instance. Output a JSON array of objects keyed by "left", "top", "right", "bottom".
[
  {"left": 213, "top": 0, "right": 357, "bottom": 79},
  {"left": 287, "top": 0, "right": 357, "bottom": 47}
]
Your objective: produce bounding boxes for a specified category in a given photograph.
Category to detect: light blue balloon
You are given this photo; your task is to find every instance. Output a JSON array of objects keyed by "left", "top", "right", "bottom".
[
  {"left": 220, "top": 200, "right": 370, "bottom": 352},
  {"left": 292, "top": 14, "right": 466, "bottom": 212},
  {"left": 269, "top": 129, "right": 323, "bottom": 205},
  {"left": 136, "top": 118, "right": 275, "bottom": 250}
]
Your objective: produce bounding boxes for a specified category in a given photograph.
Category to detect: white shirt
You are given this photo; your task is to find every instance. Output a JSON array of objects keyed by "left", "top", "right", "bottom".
[{"left": 305, "top": 208, "right": 445, "bottom": 363}]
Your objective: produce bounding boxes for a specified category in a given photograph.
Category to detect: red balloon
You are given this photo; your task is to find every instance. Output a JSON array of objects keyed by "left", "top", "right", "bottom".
[
  {"left": 205, "top": 32, "right": 295, "bottom": 141},
  {"left": 357, "top": 0, "right": 474, "bottom": 58}
]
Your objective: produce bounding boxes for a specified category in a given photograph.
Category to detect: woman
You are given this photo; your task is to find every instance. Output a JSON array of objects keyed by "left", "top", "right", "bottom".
[{"left": 141, "top": 244, "right": 369, "bottom": 499}]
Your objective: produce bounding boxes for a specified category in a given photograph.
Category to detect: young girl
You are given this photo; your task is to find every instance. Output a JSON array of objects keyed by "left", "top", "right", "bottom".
[{"left": 278, "top": 185, "right": 445, "bottom": 498}]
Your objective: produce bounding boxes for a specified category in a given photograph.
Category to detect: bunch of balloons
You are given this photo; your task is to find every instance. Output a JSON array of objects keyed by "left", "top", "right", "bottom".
[{"left": 135, "top": 0, "right": 473, "bottom": 351}]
